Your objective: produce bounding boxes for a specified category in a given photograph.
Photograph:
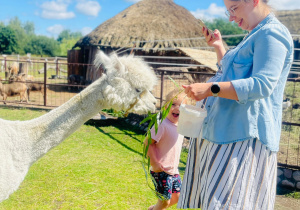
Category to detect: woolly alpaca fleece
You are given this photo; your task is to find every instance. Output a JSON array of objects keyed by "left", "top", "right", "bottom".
[{"left": 0, "top": 51, "right": 157, "bottom": 202}]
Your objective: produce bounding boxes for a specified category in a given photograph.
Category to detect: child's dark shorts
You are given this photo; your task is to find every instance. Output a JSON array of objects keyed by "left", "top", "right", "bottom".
[{"left": 150, "top": 171, "right": 182, "bottom": 200}]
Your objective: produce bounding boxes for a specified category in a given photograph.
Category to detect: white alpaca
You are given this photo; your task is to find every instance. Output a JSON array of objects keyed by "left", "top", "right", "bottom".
[{"left": 0, "top": 51, "right": 157, "bottom": 202}]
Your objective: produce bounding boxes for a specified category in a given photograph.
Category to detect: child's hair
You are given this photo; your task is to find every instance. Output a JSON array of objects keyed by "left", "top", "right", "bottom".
[{"left": 165, "top": 89, "right": 185, "bottom": 105}]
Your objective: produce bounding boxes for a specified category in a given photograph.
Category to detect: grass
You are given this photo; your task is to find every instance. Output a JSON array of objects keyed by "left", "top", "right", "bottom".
[
  {"left": 279, "top": 80, "right": 300, "bottom": 166},
  {"left": 286, "top": 192, "right": 300, "bottom": 199},
  {"left": 0, "top": 107, "right": 189, "bottom": 210},
  {"left": 277, "top": 187, "right": 300, "bottom": 199},
  {"left": 282, "top": 81, "right": 300, "bottom": 124}
]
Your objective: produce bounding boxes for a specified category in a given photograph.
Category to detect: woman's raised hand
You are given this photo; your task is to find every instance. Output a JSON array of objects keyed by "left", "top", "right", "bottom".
[
  {"left": 182, "top": 83, "right": 212, "bottom": 101},
  {"left": 202, "top": 27, "right": 223, "bottom": 48}
]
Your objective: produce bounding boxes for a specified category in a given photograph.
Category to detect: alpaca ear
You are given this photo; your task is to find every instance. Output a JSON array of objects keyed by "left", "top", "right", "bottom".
[
  {"left": 93, "top": 50, "right": 111, "bottom": 70},
  {"left": 110, "top": 53, "right": 125, "bottom": 74}
]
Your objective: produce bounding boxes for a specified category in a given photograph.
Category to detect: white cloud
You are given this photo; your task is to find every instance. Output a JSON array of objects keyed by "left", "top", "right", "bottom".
[
  {"left": 40, "top": 1, "right": 67, "bottom": 12},
  {"left": 269, "top": 0, "right": 300, "bottom": 10},
  {"left": 42, "top": 10, "right": 75, "bottom": 19},
  {"left": 76, "top": 1, "right": 101, "bottom": 17},
  {"left": 40, "top": 1, "right": 75, "bottom": 19},
  {"left": 47, "top": 24, "right": 64, "bottom": 36},
  {"left": 191, "top": 3, "right": 226, "bottom": 20},
  {"left": 81, "top": 27, "right": 93, "bottom": 36}
]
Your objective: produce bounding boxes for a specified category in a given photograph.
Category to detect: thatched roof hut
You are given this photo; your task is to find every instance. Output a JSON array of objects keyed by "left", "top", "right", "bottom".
[
  {"left": 177, "top": 48, "right": 218, "bottom": 72},
  {"left": 275, "top": 10, "right": 300, "bottom": 37},
  {"left": 275, "top": 10, "right": 300, "bottom": 65},
  {"left": 275, "top": 10, "right": 300, "bottom": 76},
  {"left": 74, "top": 0, "right": 209, "bottom": 51},
  {"left": 70, "top": 0, "right": 218, "bottom": 83}
]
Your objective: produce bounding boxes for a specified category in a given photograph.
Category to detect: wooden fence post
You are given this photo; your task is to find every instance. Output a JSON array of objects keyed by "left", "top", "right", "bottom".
[
  {"left": 4, "top": 56, "right": 7, "bottom": 80},
  {"left": 19, "top": 63, "right": 24, "bottom": 75},
  {"left": 160, "top": 71, "right": 165, "bottom": 109},
  {"left": 55, "top": 57, "right": 59, "bottom": 78},
  {"left": 44, "top": 60, "right": 47, "bottom": 106}
]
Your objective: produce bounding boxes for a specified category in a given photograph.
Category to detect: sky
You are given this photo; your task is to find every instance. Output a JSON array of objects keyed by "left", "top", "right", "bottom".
[{"left": 0, "top": 0, "right": 299, "bottom": 39}]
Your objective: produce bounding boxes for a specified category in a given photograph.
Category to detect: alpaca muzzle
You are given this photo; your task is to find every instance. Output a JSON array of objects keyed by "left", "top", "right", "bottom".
[{"left": 124, "top": 90, "right": 148, "bottom": 117}]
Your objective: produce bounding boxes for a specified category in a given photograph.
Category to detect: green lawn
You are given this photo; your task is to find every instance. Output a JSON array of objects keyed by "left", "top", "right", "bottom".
[{"left": 0, "top": 107, "right": 189, "bottom": 210}]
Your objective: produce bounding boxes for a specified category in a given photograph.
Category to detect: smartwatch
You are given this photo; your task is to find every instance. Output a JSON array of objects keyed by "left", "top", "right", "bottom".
[{"left": 211, "top": 82, "right": 220, "bottom": 97}]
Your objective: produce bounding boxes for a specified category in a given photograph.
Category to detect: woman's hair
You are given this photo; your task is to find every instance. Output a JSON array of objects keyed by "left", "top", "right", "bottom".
[{"left": 231, "top": 0, "right": 271, "bottom": 9}]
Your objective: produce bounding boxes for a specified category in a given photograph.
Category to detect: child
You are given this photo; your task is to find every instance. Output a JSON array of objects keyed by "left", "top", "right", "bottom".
[{"left": 145, "top": 89, "right": 186, "bottom": 210}]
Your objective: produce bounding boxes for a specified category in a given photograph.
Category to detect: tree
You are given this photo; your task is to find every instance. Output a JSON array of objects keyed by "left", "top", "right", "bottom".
[
  {"left": 205, "top": 18, "right": 247, "bottom": 46},
  {"left": 24, "top": 21, "right": 35, "bottom": 35},
  {"left": 59, "top": 38, "right": 80, "bottom": 56},
  {"left": 0, "top": 25, "right": 19, "bottom": 54},
  {"left": 25, "top": 35, "right": 60, "bottom": 57},
  {"left": 57, "top": 29, "right": 82, "bottom": 43},
  {"left": 8, "top": 17, "right": 27, "bottom": 54},
  {"left": 1, "top": 16, "right": 82, "bottom": 56}
]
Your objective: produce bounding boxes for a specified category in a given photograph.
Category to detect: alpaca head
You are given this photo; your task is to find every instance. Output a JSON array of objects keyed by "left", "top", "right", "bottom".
[{"left": 94, "top": 51, "right": 157, "bottom": 114}]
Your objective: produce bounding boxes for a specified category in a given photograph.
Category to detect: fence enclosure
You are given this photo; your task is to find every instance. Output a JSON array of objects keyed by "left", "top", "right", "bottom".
[{"left": 0, "top": 54, "right": 299, "bottom": 170}]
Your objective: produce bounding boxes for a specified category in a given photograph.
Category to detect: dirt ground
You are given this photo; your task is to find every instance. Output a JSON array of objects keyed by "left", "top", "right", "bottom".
[
  {"left": 274, "top": 187, "right": 300, "bottom": 210},
  {"left": 0, "top": 86, "right": 78, "bottom": 108},
  {"left": 275, "top": 195, "right": 300, "bottom": 210}
]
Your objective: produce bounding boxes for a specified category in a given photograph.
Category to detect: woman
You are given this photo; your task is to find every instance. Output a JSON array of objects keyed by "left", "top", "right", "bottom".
[{"left": 177, "top": 0, "right": 293, "bottom": 209}]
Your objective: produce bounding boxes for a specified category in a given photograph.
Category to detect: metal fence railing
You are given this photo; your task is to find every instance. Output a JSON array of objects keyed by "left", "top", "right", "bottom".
[
  {"left": 0, "top": 58, "right": 84, "bottom": 108},
  {"left": 278, "top": 78, "right": 300, "bottom": 169},
  {"left": 0, "top": 58, "right": 299, "bottom": 169}
]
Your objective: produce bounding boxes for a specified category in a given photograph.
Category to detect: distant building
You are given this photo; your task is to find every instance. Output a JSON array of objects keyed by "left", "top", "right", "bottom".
[
  {"left": 69, "top": 0, "right": 218, "bottom": 83},
  {"left": 275, "top": 10, "right": 300, "bottom": 69}
]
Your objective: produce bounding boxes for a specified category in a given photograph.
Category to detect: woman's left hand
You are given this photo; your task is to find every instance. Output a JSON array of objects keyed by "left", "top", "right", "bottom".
[{"left": 182, "top": 83, "right": 212, "bottom": 101}]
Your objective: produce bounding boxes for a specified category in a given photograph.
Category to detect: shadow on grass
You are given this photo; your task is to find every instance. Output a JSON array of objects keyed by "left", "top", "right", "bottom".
[
  {"left": 87, "top": 118, "right": 144, "bottom": 142},
  {"left": 86, "top": 118, "right": 143, "bottom": 157},
  {"left": 277, "top": 186, "right": 300, "bottom": 199},
  {"left": 86, "top": 118, "right": 187, "bottom": 170}
]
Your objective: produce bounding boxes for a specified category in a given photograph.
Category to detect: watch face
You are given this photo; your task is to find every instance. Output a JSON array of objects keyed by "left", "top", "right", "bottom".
[{"left": 211, "top": 84, "right": 220, "bottom": 94}]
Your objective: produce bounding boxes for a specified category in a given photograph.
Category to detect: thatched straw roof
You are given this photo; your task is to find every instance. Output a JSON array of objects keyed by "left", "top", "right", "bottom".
[
  {"left": 177, "top": 48, "right": 218, "bottom": 72},
  {"left": 74, "top": 0, "right": 209, "bottom": 50},
  {"left": 275, "top": 10, "right": 300, "bottom": 40}
]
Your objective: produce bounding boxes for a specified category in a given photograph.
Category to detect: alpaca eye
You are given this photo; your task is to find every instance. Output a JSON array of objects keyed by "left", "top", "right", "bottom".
[{"left": 135, "top": 88, "right": 142, "bottom": 93}]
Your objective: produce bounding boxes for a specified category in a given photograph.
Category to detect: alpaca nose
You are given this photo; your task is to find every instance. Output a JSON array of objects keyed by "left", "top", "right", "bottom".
[{"left": 152, "top": 98, "right": 157, "bottom": 106}]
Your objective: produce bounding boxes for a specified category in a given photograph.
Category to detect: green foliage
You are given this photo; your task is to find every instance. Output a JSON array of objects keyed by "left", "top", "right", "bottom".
[
  {"left": 140, "top": 101, "right": 173, "bottom": 158},
  {"left": 0, "top": 25, "right": 19, "bottom": 54},
  {"left": 139, "top": 101, "right": 173, "bottom": 199},
  {"left": 101, "top": 108, "right": 125, "bottom": 118},
  {"left": 285, "top": 191, "right": 300, "bottom": 199},
  {"left": 25, "top": 35, "right": 60, "bottom": 57},
  {"left": 23, "top": 21, "right": 35, "bottom": 35},
  {"left": 8, "top": 17, "right": 27, "bottom": 54},
  {"left": 59, "top": 38, "right": 80, "bottom": 56},
  {"left": 57, "top": 30, "right": 82, "bottom": 56},
  {"left": 0, "top": 16, "right": 83, "bottom": 57},
  {"left": 57, "top": 29, "right": 82, "bottom": 43},
  {"left": 205, "top": 18, "right": 247, "bottom": 46}
]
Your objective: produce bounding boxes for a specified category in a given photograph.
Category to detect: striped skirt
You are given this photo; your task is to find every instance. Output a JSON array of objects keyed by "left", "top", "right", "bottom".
[{"left": 177, "top": 138, "right": 277, "bottom": 210}]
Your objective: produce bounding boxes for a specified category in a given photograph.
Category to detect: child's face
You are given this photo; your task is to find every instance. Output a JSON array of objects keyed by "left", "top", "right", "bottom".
[{"left": 167, "top": 96, "right": 184, "bottom": 124}]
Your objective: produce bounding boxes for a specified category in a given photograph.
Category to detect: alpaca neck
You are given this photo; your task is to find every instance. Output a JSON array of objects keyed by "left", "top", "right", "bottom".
[{"left": 27, "top": 75, "right": 110, "bottom": 162}]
